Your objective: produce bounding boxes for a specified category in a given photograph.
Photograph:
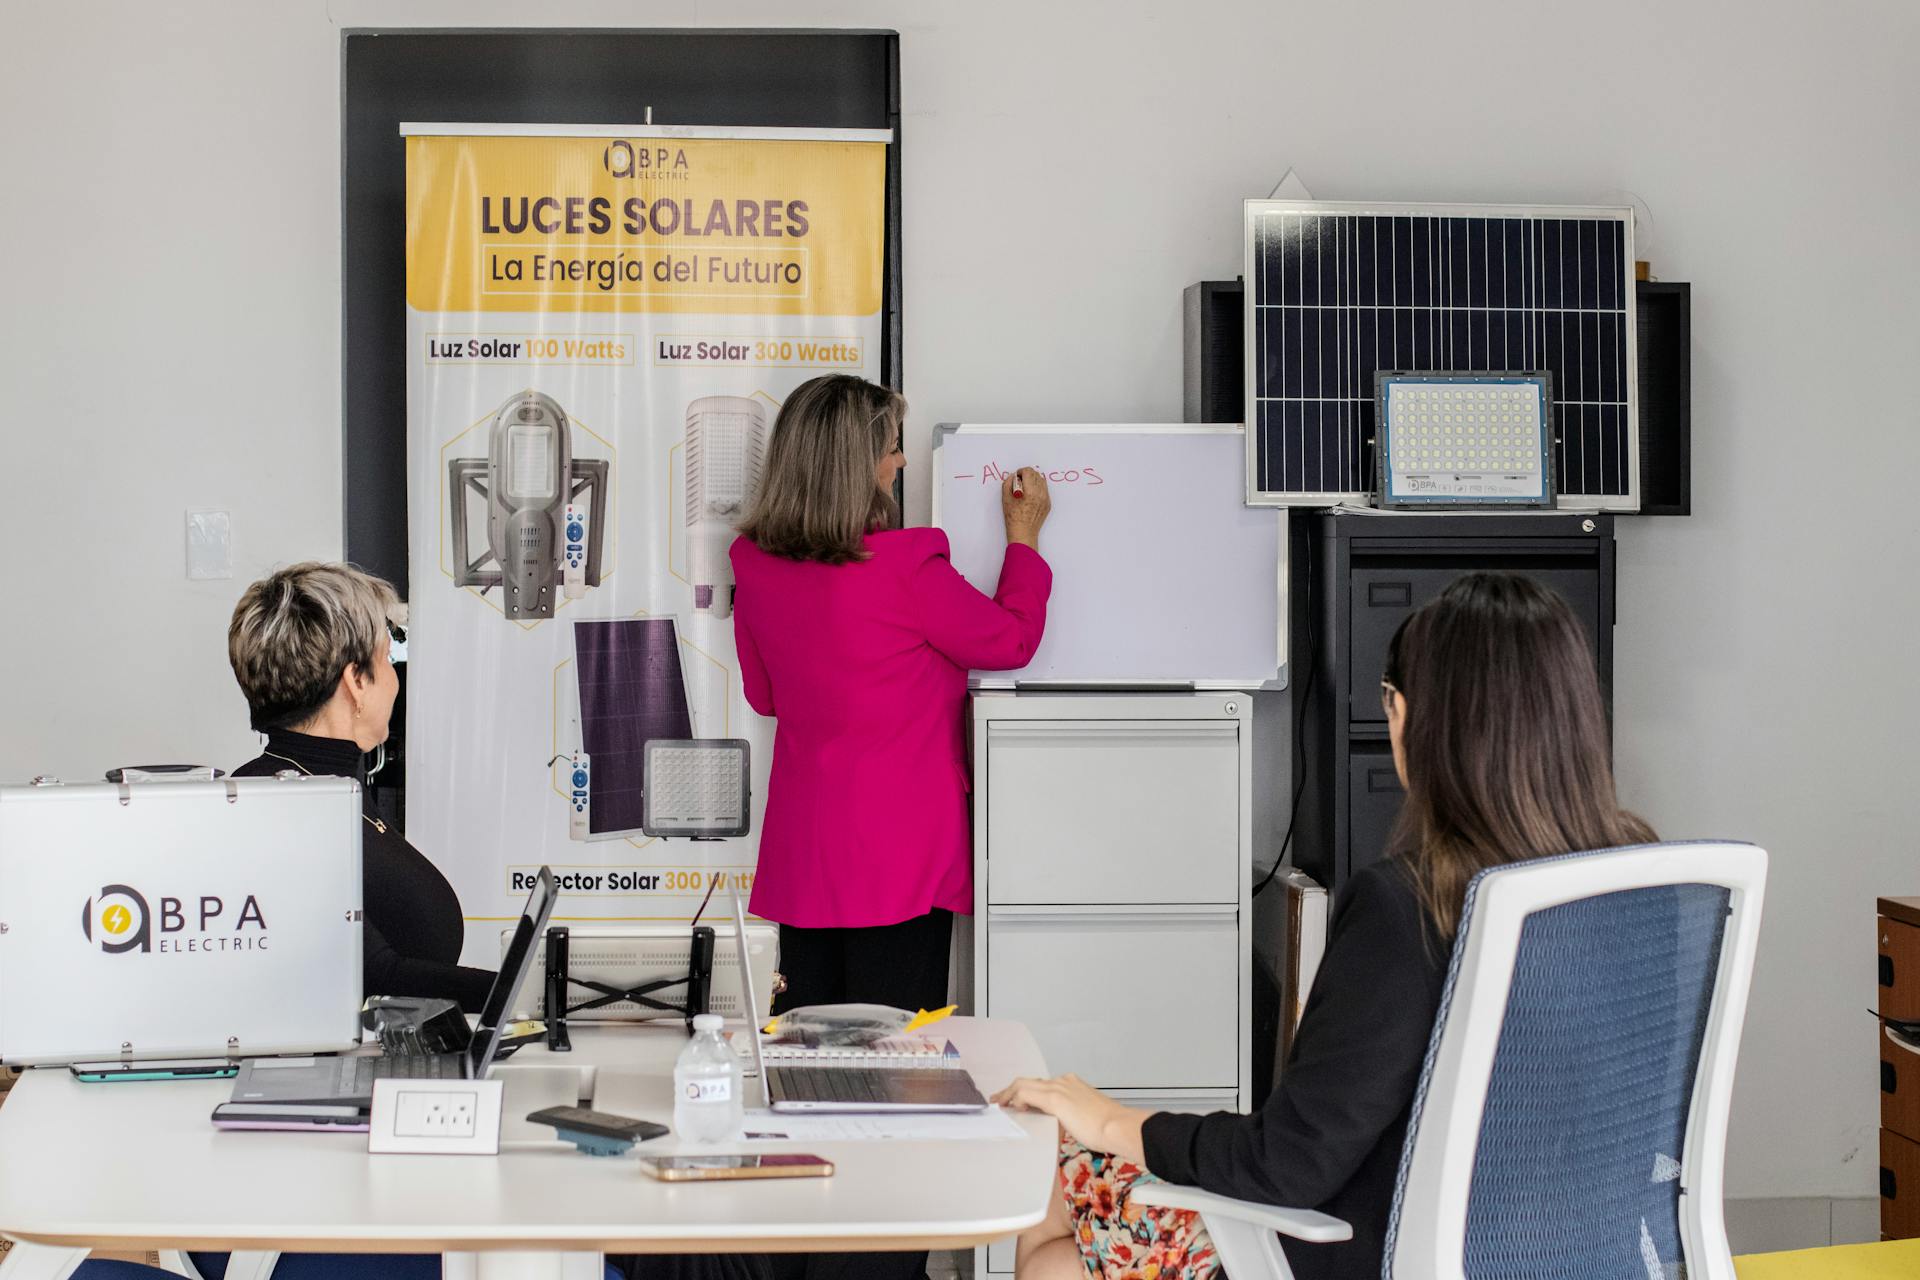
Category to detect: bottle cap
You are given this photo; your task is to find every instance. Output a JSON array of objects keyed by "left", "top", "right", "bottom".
[{"left": 692, "top": 1013, "right": 724, "bottom": 1032}]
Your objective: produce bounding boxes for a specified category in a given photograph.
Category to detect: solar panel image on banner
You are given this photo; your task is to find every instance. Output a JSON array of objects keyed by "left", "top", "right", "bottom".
[
  {"left": 573, "top": 619, "right": 694, "bottom": 838},
  {"left": 1244, "top": 202, "right": 1638, "bottom": 510}
]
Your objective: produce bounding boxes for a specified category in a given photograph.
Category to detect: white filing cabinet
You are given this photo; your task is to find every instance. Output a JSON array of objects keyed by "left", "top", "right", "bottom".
[{"left": 969, "top": 692, "right": 1253, "bottom": 1280}]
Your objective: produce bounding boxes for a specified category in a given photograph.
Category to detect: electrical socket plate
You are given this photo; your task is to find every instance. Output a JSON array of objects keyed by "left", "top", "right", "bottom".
[{"left": 368, "top": 1077, "right": 504, "bottom": 1155}]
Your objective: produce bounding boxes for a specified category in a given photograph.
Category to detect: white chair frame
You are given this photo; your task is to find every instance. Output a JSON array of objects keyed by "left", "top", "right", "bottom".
[{"left": 1135, "top": 841, "right": 1767, "bottom": 1280}]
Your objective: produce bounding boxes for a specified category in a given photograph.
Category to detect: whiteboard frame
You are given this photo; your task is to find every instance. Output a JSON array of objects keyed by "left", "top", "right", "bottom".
[
  {"left": 1242, "top": 200, "right": 1639, "bottom": 513},
  {"left": 932, "top": 423, "right": 1288, "bottom": 692}
]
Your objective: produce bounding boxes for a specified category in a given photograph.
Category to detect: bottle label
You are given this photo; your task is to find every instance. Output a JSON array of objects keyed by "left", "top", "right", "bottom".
[{"left": 684, "top": 1077, "right": 733, "bottom": 1104}]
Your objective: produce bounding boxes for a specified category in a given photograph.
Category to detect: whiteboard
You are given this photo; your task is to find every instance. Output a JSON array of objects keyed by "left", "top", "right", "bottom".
[{"left": 932, "top": 424, "right": 1286, "bottom": 689}]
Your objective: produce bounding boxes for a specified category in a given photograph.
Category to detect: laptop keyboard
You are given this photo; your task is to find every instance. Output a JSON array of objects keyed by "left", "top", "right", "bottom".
[
  {"left": 341, "top": 1053, "right": 464, "bottom": 1093},
  {"left": 773, "top": 1066, "right": 893, "bottom": 1104}
]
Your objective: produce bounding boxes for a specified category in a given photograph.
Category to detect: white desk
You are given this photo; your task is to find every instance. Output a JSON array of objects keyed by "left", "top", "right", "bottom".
[{"left": 0, "top": 1018, "right": 1057, "bottom": 1280}]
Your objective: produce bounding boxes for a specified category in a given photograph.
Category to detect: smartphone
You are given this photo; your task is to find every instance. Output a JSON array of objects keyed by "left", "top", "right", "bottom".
[
  {"left": 525, "top": 1106, "right": 669, "bottom": 1143},
  {"left": 211, "top": 1102, "right": 370, "bottom": 1131},
  {"left": 638, "top": 1153, "right": 834, "bottom": 1182},
  {"left": 71, "top": 1058, "right": 239, "bottom": 1083}
]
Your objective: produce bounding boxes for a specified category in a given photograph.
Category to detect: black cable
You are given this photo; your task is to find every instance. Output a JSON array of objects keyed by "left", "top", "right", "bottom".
[
  {"left": 1254, "top": 523, "right": 1315, "bottom": 898},
  {"left": 688, "top": 871, "right": 723, "bottom": 930}
]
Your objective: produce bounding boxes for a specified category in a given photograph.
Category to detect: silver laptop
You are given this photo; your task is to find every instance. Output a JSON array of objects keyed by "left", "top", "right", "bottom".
[
  {"left": 729, "top": 887, "right": 986, "bottom": 1113},
  {"left": 228, "top": 867, "right": 557, "bottom": 1109}
]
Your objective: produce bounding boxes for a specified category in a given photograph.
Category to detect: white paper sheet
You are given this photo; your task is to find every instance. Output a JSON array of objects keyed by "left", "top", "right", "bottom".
[{"left": 739, "top": 1107, "right": 1028, "bottom": 1143}]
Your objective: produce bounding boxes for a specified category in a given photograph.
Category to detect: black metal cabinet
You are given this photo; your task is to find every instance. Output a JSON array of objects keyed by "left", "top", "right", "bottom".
[{"left": 1288, "top": 512, "right": 1616, "bottom": 891}]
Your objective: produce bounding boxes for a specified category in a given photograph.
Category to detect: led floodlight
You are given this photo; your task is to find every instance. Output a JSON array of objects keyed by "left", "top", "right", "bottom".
[
  {"left": 684, "top": 396, "right": 769, "bottom": 620},
  {"left": 1375, "top": 373, "right": 1555, "bottom": 509},
  {"left": 450, "top": 390, "right": 611, "bottom": 619},
  {"left": 642, "top": 739, "right": 751, "bottom": 839}
]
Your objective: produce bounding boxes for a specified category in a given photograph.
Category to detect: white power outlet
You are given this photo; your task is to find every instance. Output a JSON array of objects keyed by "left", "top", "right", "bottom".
[
  {"left": 368, "top": 1078, "right": 502, "bottom": 1155},
  {"left": 393, "top": 1090, "right": 477, "bottom": 1139},
  {"left": 185, "top": 509, "right": 233, "bottom": 580}
]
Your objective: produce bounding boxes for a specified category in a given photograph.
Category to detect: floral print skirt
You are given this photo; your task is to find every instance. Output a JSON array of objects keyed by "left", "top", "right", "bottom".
[{"left": 1058, "top": 1138, "right": 1222, "bottom": 1280}]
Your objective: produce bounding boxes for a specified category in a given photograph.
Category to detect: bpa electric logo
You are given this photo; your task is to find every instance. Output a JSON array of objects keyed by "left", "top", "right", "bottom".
[
  {"left": 80, "top": 885, "right": 269, "bottom": 955},
  {"left": 602, "top": 141, "right": 691, "bottom": 179},
  {"left": 80, "top": 884, "right": 151, "bottom": 954}
]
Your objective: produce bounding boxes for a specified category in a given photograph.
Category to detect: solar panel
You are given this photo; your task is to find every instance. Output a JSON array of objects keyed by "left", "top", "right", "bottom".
[
  {"left": 573, "top": 619, "right": 694, "bottom": 838},
  {"left": 1243, "top": 202, "right": 1638, "bottom": 510}
]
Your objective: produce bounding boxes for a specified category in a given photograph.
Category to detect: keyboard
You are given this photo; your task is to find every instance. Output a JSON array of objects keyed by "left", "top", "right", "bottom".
[
  {"left": 340, "top": 1053, "right": 465, "bottom": 1093},
  {"left": 771, "top": 1066, "right": 893, "bottom": 1105},
  {"left": 768, "top": 1065, "right": 988, "bottom": 1110}
]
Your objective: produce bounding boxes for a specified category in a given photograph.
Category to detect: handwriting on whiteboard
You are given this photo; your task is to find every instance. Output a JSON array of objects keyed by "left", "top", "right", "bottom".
[{"left": 952, "top": 462, "right": 1105, "bottom": 486}]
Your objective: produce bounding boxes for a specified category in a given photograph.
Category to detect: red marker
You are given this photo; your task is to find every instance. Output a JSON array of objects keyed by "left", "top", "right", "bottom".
[{"left": 1011, "top": 470, "right": 1025, "bottom": 499}]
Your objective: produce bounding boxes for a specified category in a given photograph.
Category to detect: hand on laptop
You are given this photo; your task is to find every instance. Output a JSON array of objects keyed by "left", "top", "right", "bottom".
[{"left": 991, "top": 1073, "right": 1149, "bottom": 1165}]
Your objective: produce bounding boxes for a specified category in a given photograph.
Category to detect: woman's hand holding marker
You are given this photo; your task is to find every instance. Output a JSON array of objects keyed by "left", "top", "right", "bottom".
[{"left": 1001, "top": 467, "right": 1051, "bottom": 550}]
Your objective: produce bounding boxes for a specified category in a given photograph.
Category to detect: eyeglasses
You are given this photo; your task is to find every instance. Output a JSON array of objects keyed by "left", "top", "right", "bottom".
[{"left": 386, "top": 619, "right": 408, "bottom": 646}]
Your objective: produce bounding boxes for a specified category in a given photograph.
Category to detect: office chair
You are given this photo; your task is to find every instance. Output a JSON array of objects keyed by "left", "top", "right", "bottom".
[{"left": 1133, "top": 841, "right": 1767, "bottom": 1280}]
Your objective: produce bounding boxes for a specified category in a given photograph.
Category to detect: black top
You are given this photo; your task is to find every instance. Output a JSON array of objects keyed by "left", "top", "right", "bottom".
[
  {"left": 233, "top": 730, "right": 496, "bottom": 1012},
  {"left": 1142, "top": 859, "right": 1448, "bottom": 1280}
]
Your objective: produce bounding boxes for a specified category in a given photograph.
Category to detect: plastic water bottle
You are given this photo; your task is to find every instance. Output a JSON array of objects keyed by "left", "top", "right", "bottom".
[{"left": 673, "top": 1013, "right": 743, "bottom": 1143}]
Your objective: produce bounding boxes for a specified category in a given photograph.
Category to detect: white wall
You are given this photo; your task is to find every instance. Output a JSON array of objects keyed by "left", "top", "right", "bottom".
[{"left": 4, "top": 0, "right": 1915, "bottom": 1200}]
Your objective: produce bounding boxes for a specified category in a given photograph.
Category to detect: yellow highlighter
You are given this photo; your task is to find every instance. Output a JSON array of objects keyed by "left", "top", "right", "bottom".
[{"left": 903, "top": 1005, "right": 958, "bottom": 1033}]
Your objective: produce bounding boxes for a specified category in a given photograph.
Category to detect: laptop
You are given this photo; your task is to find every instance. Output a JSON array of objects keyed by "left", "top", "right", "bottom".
[
  {"left": 729, "top": 887, "right": 987, "bottom": 1113},
  {"left": 227, "top": 866, "right": 558, "bottom": 1109}
]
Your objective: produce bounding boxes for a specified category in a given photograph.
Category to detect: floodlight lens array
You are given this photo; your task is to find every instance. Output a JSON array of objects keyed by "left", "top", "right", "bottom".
[
  {"left": 1388, "top": 385, "right": 1541, "bottom": 474},
  {"left": 1375, "top": 373, "right": 1555, "bottom": 507},
  {"left": 642, "top": 739, "right": 751, "bottom": 838}
]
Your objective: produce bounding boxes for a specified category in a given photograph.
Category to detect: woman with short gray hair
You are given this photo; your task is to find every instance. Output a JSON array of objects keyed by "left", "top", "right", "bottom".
[{"left": 227, "top": 561, "right": 494, "bottom": 1010}]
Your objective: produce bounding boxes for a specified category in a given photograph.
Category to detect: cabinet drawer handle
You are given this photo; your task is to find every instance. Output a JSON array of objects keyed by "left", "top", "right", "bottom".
[
  {"left": 989, "top": 910, "right": 1237, "bottom": 928},
  {"left": 989, "top": 724, "right": 1238, "bottom": 745},
  {"left": 1884, "top": 954, "right": 1896, "bottom": 988},
  {"left": 1366, "top": 767, "right": 1402, "bottom": 794},
  {"left": 1367, "top": 582, "right": 1413, "bottom": 608},
  {"left": 1885, "top": 1061, "right": 1899, "bottom": 1095},
  {"left": 1884, "top": 1167, "right": 1898, "bottom": 1200}
]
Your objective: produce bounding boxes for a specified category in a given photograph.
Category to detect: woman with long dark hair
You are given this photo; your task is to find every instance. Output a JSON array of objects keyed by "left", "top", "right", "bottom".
[{"left": 996, "top": 571, "right": 1653, "bottom": 1280}]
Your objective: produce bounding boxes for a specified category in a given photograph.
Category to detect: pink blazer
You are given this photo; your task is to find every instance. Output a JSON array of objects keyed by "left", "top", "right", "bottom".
[{"left": 731, "top": 529, "right": 1052, "bottom": 928}]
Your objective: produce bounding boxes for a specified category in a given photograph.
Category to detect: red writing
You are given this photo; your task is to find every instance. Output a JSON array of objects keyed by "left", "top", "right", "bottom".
[{"left": 972, "top": 462, "right": 1103, "bottom": 486}]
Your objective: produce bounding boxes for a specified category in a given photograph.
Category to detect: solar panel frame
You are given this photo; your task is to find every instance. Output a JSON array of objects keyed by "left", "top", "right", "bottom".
[{"left": 1243, "top": 201, "right": 1639, "bottom": 511}]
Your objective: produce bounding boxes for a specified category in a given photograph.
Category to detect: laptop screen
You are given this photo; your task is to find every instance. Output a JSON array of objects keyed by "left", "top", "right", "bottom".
[
  {"left": 730, "top": 883, "right": 772, "bottom": 1108},
  {"left": 465, "top": 866, "right": 558, "bottom": 1077}
]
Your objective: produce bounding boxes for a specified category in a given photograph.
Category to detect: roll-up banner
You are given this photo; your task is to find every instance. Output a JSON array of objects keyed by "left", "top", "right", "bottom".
[{"left": 402, "top": 125, "right": 890, "bottom": 952}]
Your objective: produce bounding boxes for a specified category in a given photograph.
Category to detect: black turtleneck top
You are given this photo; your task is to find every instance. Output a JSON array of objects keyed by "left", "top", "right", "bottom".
[{"left": 233, "top": 730, "right": 496, "bottom": 1012}]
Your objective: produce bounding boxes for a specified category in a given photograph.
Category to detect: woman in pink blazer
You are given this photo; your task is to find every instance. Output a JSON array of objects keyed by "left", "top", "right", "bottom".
[{"left": 731, "top": 374, "right": 1054, "bottom": 1019}]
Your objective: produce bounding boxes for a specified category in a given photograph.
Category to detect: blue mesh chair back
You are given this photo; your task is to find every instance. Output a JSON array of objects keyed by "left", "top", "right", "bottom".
[
  {"left": 1381, "top": 843, "right": 1762, "bottom": 1280},
  {"left": 1133, "top": 843, "right": 1762, "bottom": 1280},
  {"left": 1460, "top": 881, "right": 1728, "bottom": 1278}
]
